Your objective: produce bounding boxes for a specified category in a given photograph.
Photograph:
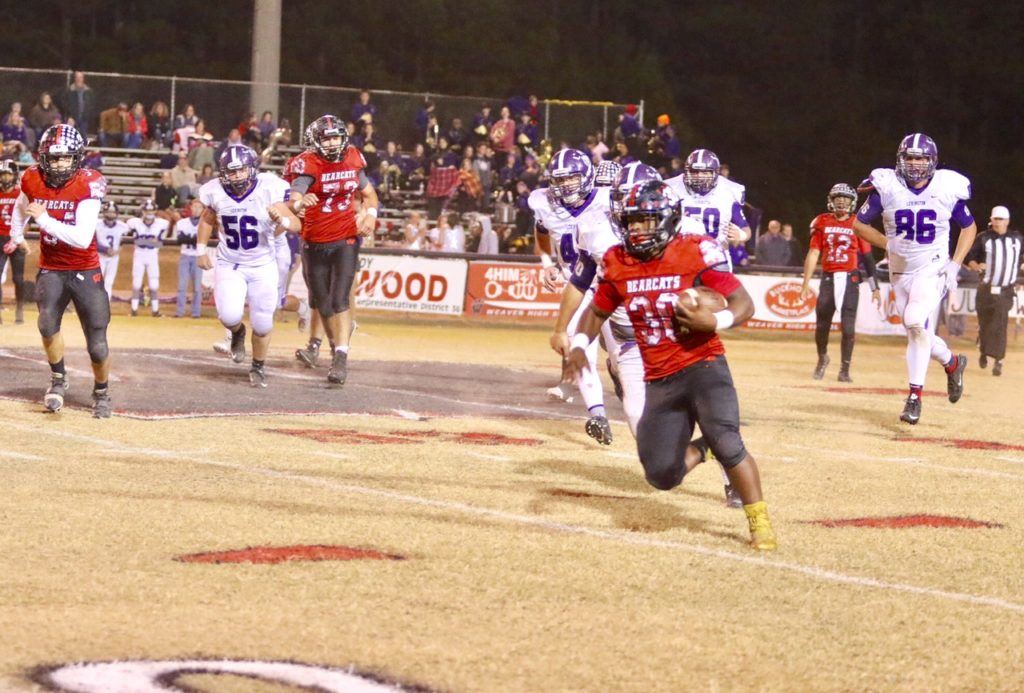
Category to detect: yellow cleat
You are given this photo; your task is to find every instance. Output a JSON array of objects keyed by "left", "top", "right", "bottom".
[{"left": 744, "top": 501, "right": 777, "bottom": 551}]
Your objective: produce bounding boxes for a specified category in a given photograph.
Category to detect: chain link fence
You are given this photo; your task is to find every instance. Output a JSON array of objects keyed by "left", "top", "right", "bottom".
[{"left": 0, "top": 67, "right": 640, "bottom": 151}]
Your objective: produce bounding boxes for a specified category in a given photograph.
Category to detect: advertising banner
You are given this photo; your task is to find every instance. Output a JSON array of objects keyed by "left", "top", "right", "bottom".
[
  {"left": 464, "top": 262, "right": 561, "bottom": 320},
  {"left": 356, "top": 254, "right": 467, "bottom": 315}
]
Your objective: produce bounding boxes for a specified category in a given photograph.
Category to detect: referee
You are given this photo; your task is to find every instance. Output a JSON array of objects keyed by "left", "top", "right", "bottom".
[{"left": 966, "top": 205, "right": 1023, "bottom": 376}]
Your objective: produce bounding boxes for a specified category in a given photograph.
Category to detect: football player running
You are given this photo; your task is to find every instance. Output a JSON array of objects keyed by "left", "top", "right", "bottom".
[
  {"left": 127, "top": 199, "right": 169, "bottom": 316},
  {"left": 665, "top": 149, "right": 751, "bottom": 257},
  {"left": 801, "top": 183, "right": 881, "bottom": 382},
  {"left": 96, "top": 201, "right": 129, "bottom": 300},
  {"left": 9, "top": 125, "right": 114, "bottom": 417},
  {"left": 853, "top": 133, "right": 974, "bottom": 424},
  {"left": 196, "top": 144, "right": 301, "bottom": 387},
  {"left": 0, "top": 160, "right": 29, "bottom": 324},
  {"left": 565, "top": 181, "right": 776, "bottom": 550},
  {"left": 286, "top": 115, "right": 378, "bottom": 386}
]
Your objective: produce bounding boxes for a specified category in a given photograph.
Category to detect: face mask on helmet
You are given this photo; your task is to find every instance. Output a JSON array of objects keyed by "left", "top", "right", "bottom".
[
  {"left": 38, "top": 125, "right": 85, "bottom": 188},
  {"left": 551, "top": 173, "right": 585, "bottom": 206},
  {"left": 828, "top": 194, "right": 854, "bottom": 215},
  {"left": 614, "top": 182, "right": 680, "bottom": 260},
  {"left": 312, "top": 117, "right": 348, "bottom": 162},
  {"left": 102, "top": 203, "right": 118, "bottom": 222},
  {"left": 898, "top": 153, "right": 935, "bottom": 184},
  {"left": 218, "top": 146, "right": 258, "bottom": 197},
  {"left": 0, "top": 171, "right": 14, "bottom": 191}
]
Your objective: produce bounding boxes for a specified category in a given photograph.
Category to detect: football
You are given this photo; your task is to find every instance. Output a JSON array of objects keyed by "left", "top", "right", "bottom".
[{"left": 675, "top": 286, "right": 728, "bottom": 316}]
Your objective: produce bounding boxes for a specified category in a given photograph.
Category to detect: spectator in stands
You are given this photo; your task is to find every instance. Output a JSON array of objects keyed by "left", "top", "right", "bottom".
[
  {"left": 527, "top": 94, "right": 541, "bottom": 122},
  {"left": 197, "top": 163, "right": 216, "bottom": 185},
  {"left": 436, "top": 213, "right": 463, "bottom": 252},
  {"left": 447, "top": 117, "right": 469, "bottom": 155},
  {"left": 588, "top": 131, "right": 609, "bottom": 162},
  {"left": 516, "top": 112, "right": 539, "bottom": 153},
  {"left": 259, "top": 117, "right": 292, "bottom": 163},
  {"left": 186, "top": 119, "right": 215, "bottom": 171},
  {"left": 498, "top": 153, "right": 522, "bottom": 192},
  {"left": 755, "top": 219, "right": 790, "bottom": 266},
  {"left": 519, "top": 155, "right": 541, "bottom": 189},
  {"left": 99, "top": 102, "right": 129, "bottom": 147},
  {"left": 82, "top": 148, "right": 103, "bottom": 171},
  {"left": 170, "top": 153, "right": 198, "bottom": 202},
  {"left": 58, "top": 71, "right": 95, "bottom": 138},
  {"left": 612, "top": 140, "right": 636, "bottom": 166},
  {"left": 28, "top": 92, "right": 61, "bottom": 135},
  {"left": 654, "top": 114, "right": 681, "bottom": 161},
  {"left": 489, "top": 106, "right": 516, "bottom": 164},
  {"left": 153, "top": 171, "right": 180, "bottom": 226},
  {"left": 258, "top": 111, "right": 276, "bottom": 142},
  {"left": 146, "top": 102, "right": 171, "bottom": 148},
  {"left": 402, "top": 143, "right": 427, "bottom": 191},
  {"left": 454, "top": 158, "right": 483, "bottom": 213},
  {"left": 514, "top": 180, "right": 533, "bottom": 238},
  {"left": 351, "top": 90, "right": 376, "bottom": 124},
  {"left": 174, "top": 104, "right": 199, "bottom": 131},
  {"left": 214, "top": 128, "right": 242, "bottom": 163},
  {"left": 125, "top": 102, "right": 148, "bottom": 148},
  {"left": 472, "top": 144, "right": 493, "bottom": 203},
  {"left": 416, "top": 98, "right": 435, "bottom": 134},
  {"left": 781, "top": 223, "right": 802, "bottom": 266},
  {"left": 471, "top": 213, "right": 499, "bottom": 254},
  {"left": 1, "top": 110, "right": 28, "bottom": 147},
  {"left": 473, "top": 104, "right": 494, "bottom": 143},
  {"left": 619, "top": 104, "right": 641, "bottom": 139},
  {"left": 423, "top": 114, "right": 441, "bottom": 152},
  {"left": 240, "top": 113, "right": 262, "bottom": 149},
  {"left": 403, "top": 211, "right": 433, "bottom": 250},
  {"left": 729, "top": 239, "right": 750, "bottom": 268},
  {"left": 426, "top": 148, "right": 459, "bottom": 220}
]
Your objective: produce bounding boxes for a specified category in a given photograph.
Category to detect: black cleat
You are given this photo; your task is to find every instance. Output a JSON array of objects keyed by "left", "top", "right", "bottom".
[
  {"left": 130, "top": 307, "right": 138, "bottom": 317},
  {"left": 585, "top": 415, "right": 613, "bottom": 445},
  {"left": 993, "top": 360, "right": 1003, "bottom": 377},
  {"left": 92, "top": 388, "right": 112, "bottom": 419},
  {"left": 151, "top": 311, "right": 162, "bottom": 318},
  {"left": 900, "top": 395, "right": 921, "bottom": 425},
  {"left": 979, "top": 353, "right": 988, "bottom": 369},
  {"left": 249, "top": 363, "right": 267, "bottom": 388},
  {"left": 946, "top": 354, "right": 967, "bottom": 403},
  {"left": 606, "top": 358, "right": 624, "bottom": 402},
  {"left": 327, "top": 349, "right": 348, "bottom": 386},
  {"left": 837, "top": 368, "right": 852, "bottom": 383},
  {"left": 724, "top": 484, "right": 744, "bottom": 509},
  {"left": 813, "top": 354, "right": 829, "bottom": 380},
  {"left": 295, "top": 343, "right": 320, "bottom": 368},
  {"left": 44, "top": 373, "right": 69, "bottom": 413},
  {"left": 230, "top": 324, "right": 247, "bottom": 364}
]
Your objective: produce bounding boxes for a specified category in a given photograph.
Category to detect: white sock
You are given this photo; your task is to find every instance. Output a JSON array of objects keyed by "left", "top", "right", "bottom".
[
  {"left": 151, "top": 298, "right": 159, "bottom": 313},
  {"left": 336, "top": 345, "right": 349, "bottom": 354},
  {"left": 576, "top": 339, "right": 604, "bottom": 414},
  {"left": 131, "top": 297, "right": 139, "bottom": 311},
  {"left": 906, "top": 329, "right": 932, "bottom": 387},
  {"left": 930, "top": 333, "right": 952, "bottom": 366}
]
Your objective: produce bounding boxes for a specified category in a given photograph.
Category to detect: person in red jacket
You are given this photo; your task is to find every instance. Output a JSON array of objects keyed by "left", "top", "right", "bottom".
[
  {"left": 800, "top": 183, "right": 881, "bottom": 382},
  {"left": 9, "top": 124, "right": 112, "bottom": 417},
  {"left": 0, "top": 160, "right": 28, "bottom": 324},
  {"left": 287, "top": 115, "right": 378, "bottom": 386}
]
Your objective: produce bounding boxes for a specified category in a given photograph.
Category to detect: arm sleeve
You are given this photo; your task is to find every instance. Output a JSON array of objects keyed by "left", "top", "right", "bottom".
[
  {"left": 856, "top": 191, "right": 883, "bottom": 224},
  {"left": 696, "top": 265, "right": 742, "bottom": 296},
  {"left": 36, "top": 198, "right": 102, "bottom": 249},
  {"left": 858, "top": 248, "right": 880, "bottom": 290},
  {"left": 569, "top": 252, "right": 598, "bottom": 292},
  {"left": 290, "top": 175, "right": 315, "bottom": 195},
  {"left": 951, "top": 199, "right": 975, "bottom": 227},
  {"left": 358, "top": 170, "right": 371, "bottom": 188},
  {"left": 730, "top": 202, "right": 748, "bottom": 228},
  {"left": 9, "top": 192, "right": 29, "bottom": 244},
  {"left": 591, "top": 275, "right": 623, "bottom": 314},
  {"left": 534, "top": 219, "right": 549, "bottom": 235}
]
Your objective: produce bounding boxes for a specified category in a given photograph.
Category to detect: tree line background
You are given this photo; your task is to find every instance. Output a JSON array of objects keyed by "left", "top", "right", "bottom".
[{"left": 1, "top": 0, "right": 1020, "bottom": 233}]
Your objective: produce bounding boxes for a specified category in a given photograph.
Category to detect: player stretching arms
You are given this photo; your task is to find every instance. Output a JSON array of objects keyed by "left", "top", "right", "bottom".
[
  {"left": 127, "top": 199, "right": 169, "bottom": 317},
  {"left": 287, "top": 115, "right": 378, "bottom": 386},
  {"left": 9, "top": 125, "right": 113, "bottom": 417},
  {"left": 853, "top": 133, "right": 974, "bottom": 424},
  {"left": 665, "top": 149, "right": 751, "bottom": 257},
  {"left": 96, "top": 201, "right": 129, "bottom": 300},
  {"left": 566, "top": 181, "right": 776, "bottom": 549},
  {"left": 0, "top": 160, "right": 28, "bottom": 324},
  {"left": 800, "top": 183, "right": 881, "bottom": 382},
  {"left": 196, "top": 145, "right": 301, "bottom": 387}
]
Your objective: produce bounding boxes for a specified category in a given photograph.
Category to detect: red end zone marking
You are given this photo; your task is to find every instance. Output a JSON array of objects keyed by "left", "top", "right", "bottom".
[
  {"left": 176, "top": 544, "right": 405, "bottom": 564},
  {"left": 264, "top": 428, "right": 542, "bottom": 446},
  {"left": 806, "top": 514, "right": 1003, "bottom": 529},
  {"left": 793, "top": 386, "right": 947, "bottom": 397},
  {"left": 895, "top": 436, "right": 1024, "bottom": 453}
]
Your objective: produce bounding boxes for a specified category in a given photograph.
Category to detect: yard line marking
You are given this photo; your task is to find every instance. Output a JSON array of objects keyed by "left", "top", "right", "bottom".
[
  {"left": 311, "top": 451, "right": 354, "bottom": 461},
  {"left": 0, "top": 450, "right": 44, "bottom": 460},
  {"left": 11, "top": 423, "right": 1024, "bottom": 615},
  {"left": 0, "top": 349, "right": 122, "bottom": 381},
  {"left": 781, "top": 442, "right": 1024, "bottom": 479},
  {"left": 996, "top": 456, "right": 1024, "bottom": 465},
  {"left": 465, "top": 452, "right": 512, "bottom": 462},
  {"left": 391, "top": 408, "right": 427, "bottom": 421},
  {"left": 604, "top": 451, "right": 636, "bottom": 460}
]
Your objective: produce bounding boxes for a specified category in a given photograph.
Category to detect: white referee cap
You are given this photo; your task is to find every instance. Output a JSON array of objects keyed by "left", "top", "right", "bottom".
[{"left": 991, "top": 205, "right": 1010, "bottom": 219}]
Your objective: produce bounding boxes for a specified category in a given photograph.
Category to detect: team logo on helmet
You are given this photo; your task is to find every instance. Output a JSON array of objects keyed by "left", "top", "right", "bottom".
[
  {"left": 594, "top": 160, "right": 622, "bottom": 187},
  {"left": 545, "top": 149, "right": 595, "bottom": 208},
  {"left": 614, "top": 181, "right": 681, "bottom": 261},
  {"left": 37, "top": 124, "right": 85, "bottom": 189},
  {"left": 683, "top": 148, "right": 721, "bottom": 195},
  {"left": 218, "top": 144, "right": 260, "bottom": 198},
  {"left": 308, "top": 114, "right": 349, "bottom": 162},
  {"left": 611, "top": 162, "right": 662, "bottom": 216},
  {"left": 101, "top": 199, "right": 119, "bottom": 220},
  {"left": 896, "top": 133, "right": 938, "bottom": 185},
  {"left": 826, "top": 183, "right": 857, "bottom": 215}
]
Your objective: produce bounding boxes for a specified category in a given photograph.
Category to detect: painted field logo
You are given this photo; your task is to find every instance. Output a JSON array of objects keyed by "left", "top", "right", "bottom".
[
  {"left": 807, "top": 514, "right": 1004, "bottom": 529},
  {"left": 265, "top": 428, "right": 543, "bottom": 446},
  {"left": 175, "top": 544, "right": 405, "bottom": 565},
  {"left": 764, "top": 281, "right": 815, "bottom": 318}
]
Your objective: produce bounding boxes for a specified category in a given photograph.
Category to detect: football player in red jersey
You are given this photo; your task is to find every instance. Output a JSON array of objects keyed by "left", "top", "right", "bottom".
[
  {"left": 0, "top": 160, "right": 29, "bottom": 324},
  {"left": 287, "top": 115, "right": 378, "bottom": 386},
  {"left": 9, "top": 125, "right": 113, "bottom": 417},
  {"left": 565, "top": 181, "right": 776, "bottom": 550},
  {"left": 800, "top": 183, "right": 881, "bottom": 382}
]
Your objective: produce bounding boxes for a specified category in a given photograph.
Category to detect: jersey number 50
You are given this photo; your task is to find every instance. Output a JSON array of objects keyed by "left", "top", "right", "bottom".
[
  {"left": 221, "top": 215, "right": 260, "bottom": 250},
  {"left": 893, "top": 208, "right": 937, "bottom": 244}
]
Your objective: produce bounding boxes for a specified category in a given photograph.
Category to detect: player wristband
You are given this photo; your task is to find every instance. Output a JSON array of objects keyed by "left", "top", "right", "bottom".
[
  {"left": 195, "top": 243, "right": 207, "bottom": 255},
  {"left": 714, "top": 309, "right": 735, "bottom": 331},
  {"left": 279, "top": 216, "right": 292, "bottom": 230},
  {"left": 570, "top": 333, "right": 591, "bottom": 351},
  {"left": 540, "top": 253, "right": 554, "bottom": 269},
  {"left": 366, "top": 207, "right": 378, "bottom": 218}
]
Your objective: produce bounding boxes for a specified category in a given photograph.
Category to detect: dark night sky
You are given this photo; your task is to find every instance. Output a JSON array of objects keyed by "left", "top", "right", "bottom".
[{"left": 2, "top": 0, "right": 1021, "bottom": 233}]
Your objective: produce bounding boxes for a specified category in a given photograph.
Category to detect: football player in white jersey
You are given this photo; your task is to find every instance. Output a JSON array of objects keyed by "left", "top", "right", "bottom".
[
  {"left": 96, "top": 200, "right": 129, "bottom": 300},
  {"left": 853, "top": 133, "right": 975, "bottom": 424},
  {"left": 665, "top": 149, "right": 751, "bottom": 254},
  {"left": 127, "top": 199, "right": 169, "bottom": 316},
  {"left": 196, "top": 145, "right": 301, "bottom": 387}
]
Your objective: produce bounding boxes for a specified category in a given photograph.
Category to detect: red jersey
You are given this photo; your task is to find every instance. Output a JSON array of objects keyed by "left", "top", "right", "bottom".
[
  {"left": 809, "top": 213, "right": 871, "bottom": 273},
  {"left": 0, "top": 186, "right": 18, "bottom": 237},
  {"left": 287, "top": 147, "right": 366, "bottom": 243},
  {"left": 20, "top": 166, "right": 106, "bottom": 271},
  {"left": 593, "top": 235, "right": 741, "bottom": 381}
]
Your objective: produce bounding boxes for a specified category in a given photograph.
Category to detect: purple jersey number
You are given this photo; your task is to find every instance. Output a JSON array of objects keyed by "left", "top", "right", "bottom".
[{"left": 893, "top": 208, "right": 937, "bottom": 244}]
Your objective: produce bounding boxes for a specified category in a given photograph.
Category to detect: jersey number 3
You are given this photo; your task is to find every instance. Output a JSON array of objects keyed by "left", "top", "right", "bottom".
[
  {"left": 893, "top": 209, "right": 937, "bottom": 244},
  {"left": 221, "top": 215, "right": 259, "bottom": 250}
]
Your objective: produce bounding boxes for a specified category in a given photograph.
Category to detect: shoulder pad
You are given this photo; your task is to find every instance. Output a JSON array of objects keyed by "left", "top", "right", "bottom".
[
  {"left": 527, "top": 188, "right": 550, "bottom": 213},
  {"left": 867, "top": 168, "right": 896, "bottom": 194},
  {"left": 719, "top": 177, "right": 745, "bottom": 203},
  {"left": 935, "top": 169, "right": 972, "bottom": 200}
]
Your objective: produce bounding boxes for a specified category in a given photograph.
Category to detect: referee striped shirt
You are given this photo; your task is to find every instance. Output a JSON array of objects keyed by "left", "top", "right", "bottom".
[{"left": 968, "top": 229, "right": 1023, "bottom": 287}]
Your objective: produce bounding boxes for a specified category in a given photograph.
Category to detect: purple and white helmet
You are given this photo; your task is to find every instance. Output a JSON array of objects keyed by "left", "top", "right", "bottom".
[
  {"left": 218, "top": 144, "right": 260, "bottom": 197},
  {"left": 683, "top": 148, "right": 721, "bottom": 195},
  {"left": 546, "top": 148, "right": 595, "bottom": 207},
  {"left": 896, "top": 133, "right": 937, "bottom": 185},
  {"left": 611, "top": 161, "right": 662, "bottom": 215},
  {"left": 594, "top": 160, "right": 622, "bottom": 187}
]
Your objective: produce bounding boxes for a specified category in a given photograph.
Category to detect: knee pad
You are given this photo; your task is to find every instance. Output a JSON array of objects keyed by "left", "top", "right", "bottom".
[
  {"left": 86, "top": 329, "right": 109, "bottom": 363},
  {"left": 332, "top": 294, "right": 350, "bottom": 314},
  {"left": 903, "top": 302, "right": 929, "bottom": 332},
  {"left": 709, "top": 430, "right": 747, "bottom": 469},
  {"left": 250, "top": 307, "right": 275, "bottom": 337},
  {"left": 644, "top": 465, "right": 685, "bottom": 491},
  {"left": 37, "top": 310, "right": 61, "bottom": 339}
]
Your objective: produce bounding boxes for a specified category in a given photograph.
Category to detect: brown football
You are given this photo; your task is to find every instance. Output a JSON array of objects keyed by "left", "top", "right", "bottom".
[{"left": 675, "top": 286, "right": 728, "bottom": 315}]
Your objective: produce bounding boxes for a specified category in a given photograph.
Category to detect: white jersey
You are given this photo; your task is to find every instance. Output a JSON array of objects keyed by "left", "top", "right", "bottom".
[
  {"left": 860, "top": 168, "right": 972, "bottom": 275},
  {"left": 174, "top": 217, "right": 204, "bottom": 257},
  {"left": 665, "top": 174, "right": 748, "bottom": 245},
  {"left": 127, "top": 217, "right": 169, "bottom": 251},
  {"left": 528, "top": 187, "right": 596, "bottom": 277},
  {"left": 96, "top": 219, "right": 129, "bottom": 255},
  {"left": 198, "top": 172, "right": 290, "bottom": 267}
]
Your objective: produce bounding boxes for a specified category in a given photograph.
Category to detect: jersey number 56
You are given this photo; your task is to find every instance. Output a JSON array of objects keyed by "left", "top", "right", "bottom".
[{"left": 221, "top": 215, "right": 260, "bottom": 250}]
